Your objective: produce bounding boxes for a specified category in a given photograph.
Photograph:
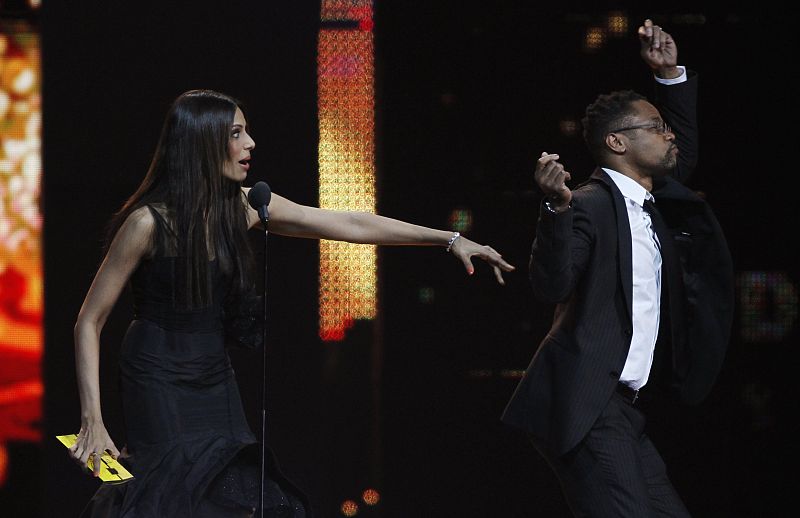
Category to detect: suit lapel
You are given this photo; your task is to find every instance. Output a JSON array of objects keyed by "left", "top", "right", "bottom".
[{"left": 588, "top": 169, "right": 634, "bottom": 325}]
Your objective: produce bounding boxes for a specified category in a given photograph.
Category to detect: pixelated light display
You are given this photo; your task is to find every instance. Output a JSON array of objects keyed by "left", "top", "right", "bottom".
[
  {"left": 558, "top": 118, "right": 579, "bottom": 137},
  {"left": 447, "top": 208, "right": 473, "bottom": 234},
  {"left": 318, "top": 0, "right": 376, "bottom": 341},
  {"left": 418, "top": 287, "right": 434, "bottom": 305},
  {"left": 583, "top": 26, "right": 606, "bottom": 52},
  {"left": 340, "top": 499, "right": 359, "bottom": 516},
  {"left": 0, "top": 19, "right": 42, "bottom": 487},
  {"left": 362, "top": 488, "right": 380, "bottom": 506},
  {"left": 606, "top": 11, "right": 628, "bottom": 37},
  {"left": 466, "top": 369, "right": 525, "bottom": 380},
  {"left": 737, "top": 271, "right": 798, "bottom": 343}
]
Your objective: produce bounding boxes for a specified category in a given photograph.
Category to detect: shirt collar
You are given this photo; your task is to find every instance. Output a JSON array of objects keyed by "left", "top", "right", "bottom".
[{"left": 602, "top": 168, "right": 654, "bottom": 207}]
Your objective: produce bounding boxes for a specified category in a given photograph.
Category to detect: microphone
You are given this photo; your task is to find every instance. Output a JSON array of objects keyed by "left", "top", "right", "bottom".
[
  {"left": 247, "top": 181, "right": 272, "bottom": 517},
  {"left": 247, "top": 181, "right": 272, "bottom": 228}
]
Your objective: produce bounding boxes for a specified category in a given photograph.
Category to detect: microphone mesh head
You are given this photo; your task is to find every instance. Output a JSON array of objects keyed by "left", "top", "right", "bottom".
[{"left": 247, "top": 181, "right": 272, "bottom": 209}]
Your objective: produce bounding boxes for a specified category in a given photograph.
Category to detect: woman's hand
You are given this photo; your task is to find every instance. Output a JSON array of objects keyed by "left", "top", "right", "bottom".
[
  {"left": 449, "top": 236, "right": 515, "bottom": 285},
  {"left": 68, "top": 421, "right": 121, "bottom": 477}
]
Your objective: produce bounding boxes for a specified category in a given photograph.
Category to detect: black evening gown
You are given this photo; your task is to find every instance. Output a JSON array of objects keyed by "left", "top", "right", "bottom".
[{"left": 80, "top": 206, "right": 308, "bottom": 517}]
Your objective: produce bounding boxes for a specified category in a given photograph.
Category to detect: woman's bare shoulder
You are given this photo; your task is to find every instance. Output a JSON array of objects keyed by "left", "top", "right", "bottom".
[{"left": 116, "top": 205, "right": 156, "bottom": 243}]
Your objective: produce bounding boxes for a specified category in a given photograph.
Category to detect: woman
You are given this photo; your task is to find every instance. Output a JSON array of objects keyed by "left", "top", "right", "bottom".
[{"left": 68, "top": 89, "right": 514, "bottom": 517}]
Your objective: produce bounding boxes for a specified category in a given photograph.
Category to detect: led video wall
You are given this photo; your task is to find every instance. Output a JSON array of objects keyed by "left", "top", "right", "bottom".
[
  {"left": 0, "top": 17, "right": 41, "bottom": 486},
  {"left": 317, "top": 0, "right": 377, "bottom": 342}
]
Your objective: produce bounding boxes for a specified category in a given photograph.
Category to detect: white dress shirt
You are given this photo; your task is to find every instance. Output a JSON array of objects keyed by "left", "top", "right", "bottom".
[
  {"left": 601, "top": 66, "right": 687, "bottom": 390},
  {"left": 603, "top": 169, "right": 662, "bottom": 390}
]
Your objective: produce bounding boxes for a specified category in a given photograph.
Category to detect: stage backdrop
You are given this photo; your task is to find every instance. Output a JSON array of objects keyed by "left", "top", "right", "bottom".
[
  {"left": 21, "top": 2, "right": 799, "bottom": 518},
  {"left": 0, "top": 3, "right": 41, "bottom": 517}
]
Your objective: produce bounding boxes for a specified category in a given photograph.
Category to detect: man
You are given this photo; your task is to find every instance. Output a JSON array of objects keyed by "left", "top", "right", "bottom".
[{"left": 502, "top": 19, "right": 734, "bottom": 517}]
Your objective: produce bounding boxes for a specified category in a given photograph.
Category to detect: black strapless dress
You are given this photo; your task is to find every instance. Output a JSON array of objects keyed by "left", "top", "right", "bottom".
[{"left": 80, "top": 207, "right": 307, "bottom": 517}]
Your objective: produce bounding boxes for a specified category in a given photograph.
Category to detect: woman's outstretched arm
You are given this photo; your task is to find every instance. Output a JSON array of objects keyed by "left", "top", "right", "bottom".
[{"left": 244, "top": 189, "right": 515, "bottom": 284}]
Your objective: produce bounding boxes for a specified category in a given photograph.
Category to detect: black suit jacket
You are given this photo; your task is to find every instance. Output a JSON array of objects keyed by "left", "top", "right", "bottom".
[{"left": 501, "top": 72, "right": 734, "bottom": 455}]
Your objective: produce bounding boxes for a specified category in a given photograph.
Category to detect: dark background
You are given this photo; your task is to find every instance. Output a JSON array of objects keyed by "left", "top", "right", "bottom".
[{"left": 0, "top": 1, "right": 793, "bottom": 517}]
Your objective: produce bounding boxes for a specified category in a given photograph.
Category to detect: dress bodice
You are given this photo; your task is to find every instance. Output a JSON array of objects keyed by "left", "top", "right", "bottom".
[
  {"left": 129, "top": 205, "right": 230, "bottom": 332},
  {"left": 130, "top": 257, "right": 228, "bottom": 332}
]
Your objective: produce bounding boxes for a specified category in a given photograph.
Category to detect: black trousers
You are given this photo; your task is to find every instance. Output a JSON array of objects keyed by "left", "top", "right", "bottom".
[{"left": 529, "top": 391, "right": 691, "bottom": 518}]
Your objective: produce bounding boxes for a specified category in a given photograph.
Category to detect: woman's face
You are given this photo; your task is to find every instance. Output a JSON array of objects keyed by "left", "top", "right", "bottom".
[{"left": 223, "top": 107, "right": 256, "bottom": 182}]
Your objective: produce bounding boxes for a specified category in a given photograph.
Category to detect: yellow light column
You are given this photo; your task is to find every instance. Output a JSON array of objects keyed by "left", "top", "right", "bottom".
[{"left": 318, "top": 1, "right": 376, "bottom": 341}]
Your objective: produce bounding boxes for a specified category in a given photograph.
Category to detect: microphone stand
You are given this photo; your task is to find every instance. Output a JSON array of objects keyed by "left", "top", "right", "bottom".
[{"left": 258, "top": 216, "right": 269, "bottom": 518}]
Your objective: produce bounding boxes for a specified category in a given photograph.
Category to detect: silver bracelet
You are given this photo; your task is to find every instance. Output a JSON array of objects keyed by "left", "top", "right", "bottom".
[{"left": 445, "top": 231, "right": 461, "bottom": 253}]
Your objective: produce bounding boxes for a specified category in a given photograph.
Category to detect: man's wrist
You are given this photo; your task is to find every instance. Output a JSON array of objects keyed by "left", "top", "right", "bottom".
[
  {"left": 543, "top": 199, "right": 570, "bottom": 214},
  {"left": 655, "top": 65, "right": 680, "bottom": 79},
  {"left": 654, "top": 65, "right": 686, "bottom": 84}
]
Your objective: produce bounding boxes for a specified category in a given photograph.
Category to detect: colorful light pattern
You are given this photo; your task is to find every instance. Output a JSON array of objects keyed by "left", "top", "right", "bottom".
[
  {"left": 737, "top": 271, "right": 798, "bottom": 343},
  {"left": 583, "top": 26, "right": 606, "bottom": 52},
  {"left": 447, "top": 208, "right": 473, "bottom": 234},
  {"left": 340, "top": 499, "right": 359, "bottom": 516},
  {"left": 361, "top": 487, "right": 380, "bottom": 505},
  {"left": 606, "top": 12, "right": 628, "bottom": 37},
  {"left": 318, "top": 0, "right": 376, "bottom": 341},
  {"left": 0, "top": 20, "right": 42, "bottom": 487}
]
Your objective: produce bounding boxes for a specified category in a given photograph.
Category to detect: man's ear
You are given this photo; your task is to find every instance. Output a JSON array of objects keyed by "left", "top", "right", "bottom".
[{"left": 605, "top": 132, "right": 627, "bottom": 155}]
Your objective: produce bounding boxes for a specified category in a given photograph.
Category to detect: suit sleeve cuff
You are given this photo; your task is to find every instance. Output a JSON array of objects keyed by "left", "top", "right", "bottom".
[{"left": 655, "top": 65, "right": 687, "bottom": 85}]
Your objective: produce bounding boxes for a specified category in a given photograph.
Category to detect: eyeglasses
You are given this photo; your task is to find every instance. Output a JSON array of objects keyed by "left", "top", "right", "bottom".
[{"left": 609, "top": 119, "right": 672, "bottom": 135}]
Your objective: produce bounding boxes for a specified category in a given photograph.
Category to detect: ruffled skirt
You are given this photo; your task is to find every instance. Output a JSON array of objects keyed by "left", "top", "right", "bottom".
[{"left": 79, "top": 319, "right": 308, "bottom": 517}]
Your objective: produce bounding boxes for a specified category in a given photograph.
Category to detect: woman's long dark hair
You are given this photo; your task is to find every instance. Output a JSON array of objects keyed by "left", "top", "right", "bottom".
[{"left": 106, "top": 89, "right": 254, "bottom": 308}]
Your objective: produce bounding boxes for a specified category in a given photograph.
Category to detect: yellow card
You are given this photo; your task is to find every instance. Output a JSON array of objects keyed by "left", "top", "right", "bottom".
[{"left": 56, "top": 434, "right": 134, "bottom": 483}]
